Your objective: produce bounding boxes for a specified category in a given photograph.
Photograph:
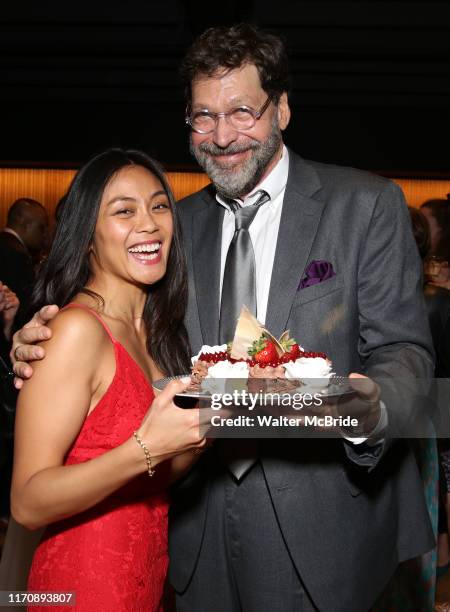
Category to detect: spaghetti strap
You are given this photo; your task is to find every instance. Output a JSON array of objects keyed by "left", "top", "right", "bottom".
[{"left": 61, "top": 302, "right": 116, "bottom": 342}]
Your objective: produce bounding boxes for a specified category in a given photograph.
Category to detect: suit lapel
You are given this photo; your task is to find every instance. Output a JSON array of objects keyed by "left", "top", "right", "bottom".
[
  {"left": 265, "top": 153, "right": 325, "bottom": 338},
  {"left": 192, "top": 190, "right": 225, "bottom": 345}
]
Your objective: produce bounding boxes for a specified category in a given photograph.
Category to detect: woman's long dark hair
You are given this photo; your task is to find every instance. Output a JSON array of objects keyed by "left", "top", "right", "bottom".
[{"left": 32, "top": 148, "right": 190, "bottom": 376}]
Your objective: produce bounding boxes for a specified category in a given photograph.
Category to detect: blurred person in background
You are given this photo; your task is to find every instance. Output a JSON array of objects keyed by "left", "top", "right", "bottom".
[
  {"left": 0, "top": 201, "right": 47, "bottom": 522},
  {"left": 376, "top": 206, "right": 450, "bottom": 609},
  {"left": 0, "top": 282, "right": 19, "bottom": 526},
  {"left": 0, "top": 198, "right": 48, "bottom": 325},
  {"left": 412, "top": 207, "right": 450, "bottom": 379},
  {"left": 411, "top": 207, "right": 450, "bottom": 606},
  {"left": 0, "top": 282, "right": 20, "bottom": 360},
  {"left": 421, "top": 197, "right": 450, "bottom": 292}
]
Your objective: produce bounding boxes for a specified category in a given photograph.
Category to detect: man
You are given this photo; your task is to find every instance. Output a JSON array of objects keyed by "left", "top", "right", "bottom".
[
  {"left": 0, "top": 198, "right": 46, "bottom": 526},
  {"left": 0, "top": 198, "right": 48, "bottom": 323},
  {"left": 12, "top": 24, "right": 434, "bottom": 611},
  {"left": 0, "top": 282, "right": 20, "bottom": 356},
  {"left": 0, "top": 282, "right": 19, "bottom": 526}
]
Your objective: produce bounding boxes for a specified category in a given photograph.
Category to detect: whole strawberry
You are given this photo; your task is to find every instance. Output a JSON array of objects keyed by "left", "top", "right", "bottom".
[{"left": 248, "top": 336, "right": 279, "bottom": 365}]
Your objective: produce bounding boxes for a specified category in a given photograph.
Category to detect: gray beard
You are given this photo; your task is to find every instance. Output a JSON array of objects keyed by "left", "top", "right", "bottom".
[{"left": 189, "top": 119, "right": 282, "bottom": 199}]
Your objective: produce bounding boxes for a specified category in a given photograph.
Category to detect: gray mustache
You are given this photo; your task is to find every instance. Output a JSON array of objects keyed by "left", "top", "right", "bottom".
[{"left": 198, "top": 142, "right": 258, "bottom": 156}]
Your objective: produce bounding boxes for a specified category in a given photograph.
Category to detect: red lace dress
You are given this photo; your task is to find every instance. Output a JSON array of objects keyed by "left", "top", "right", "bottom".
[{"left": 27, "top": 304, "right": 170, "bottom": 611}]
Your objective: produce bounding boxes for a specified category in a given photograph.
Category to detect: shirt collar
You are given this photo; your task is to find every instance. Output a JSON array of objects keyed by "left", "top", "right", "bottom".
[
  {"left": 2, "top": 227, "right": 27, "bottom": 251},
  {"left": 216, "top": 145, "right": 289, "bottom": 209}
]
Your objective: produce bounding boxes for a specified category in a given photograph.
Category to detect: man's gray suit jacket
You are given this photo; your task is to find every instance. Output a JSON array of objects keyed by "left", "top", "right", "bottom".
[{"left": 169, "top": 150, "right": 435, "bottom": 611}]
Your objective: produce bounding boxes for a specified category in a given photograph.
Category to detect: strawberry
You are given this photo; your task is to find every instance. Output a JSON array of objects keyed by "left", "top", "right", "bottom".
[
  {"left": 284, "top": 343, "right": 301, "bottom": 361},
  {"left": 280, "top": 333, "right": 301, "bottom": 361},
  {"left": 248, "top": 336, "right": 279, "bottom": 365}
]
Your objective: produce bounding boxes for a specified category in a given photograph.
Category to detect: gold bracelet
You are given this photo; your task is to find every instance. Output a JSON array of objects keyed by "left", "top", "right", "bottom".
[{"left": 133, "top": 431, "right": 155, "bottom": 477}]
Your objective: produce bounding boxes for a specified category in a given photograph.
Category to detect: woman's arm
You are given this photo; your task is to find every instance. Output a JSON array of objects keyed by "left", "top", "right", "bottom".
[
  {"left": 11, "top": 308, "right": 204, "bottom": 530},
  {"left": 11, "top": 308, "right": 146, "bottom": 529}
]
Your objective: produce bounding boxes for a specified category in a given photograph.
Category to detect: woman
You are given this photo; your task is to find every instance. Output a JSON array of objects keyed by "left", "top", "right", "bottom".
[{"left": 11, "top": 149, "right": 205, "bottom": 611}]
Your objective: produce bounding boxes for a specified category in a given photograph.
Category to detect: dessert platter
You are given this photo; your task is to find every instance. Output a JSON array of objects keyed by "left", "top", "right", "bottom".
[{"left": 153, "top": 307, "right": 355, "bottom": 401}]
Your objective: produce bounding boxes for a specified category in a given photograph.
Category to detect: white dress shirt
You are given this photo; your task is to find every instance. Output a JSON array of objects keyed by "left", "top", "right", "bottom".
[{"left": 216, "top": 145, "right": 289, "bottom": 325}]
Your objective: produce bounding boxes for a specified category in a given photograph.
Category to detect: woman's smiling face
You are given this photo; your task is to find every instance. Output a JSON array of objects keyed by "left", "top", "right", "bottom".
[{"left": 90, "top": 164, "right": 173, "bottom": 287}]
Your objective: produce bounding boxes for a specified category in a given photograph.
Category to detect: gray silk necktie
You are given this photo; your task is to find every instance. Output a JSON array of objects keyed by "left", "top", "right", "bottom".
[
  {"left": 219, "top": 190, "right": 270, "bottom": 345},
  {"left": 217, "top": 190, "right": 270, "bottom": 481}
]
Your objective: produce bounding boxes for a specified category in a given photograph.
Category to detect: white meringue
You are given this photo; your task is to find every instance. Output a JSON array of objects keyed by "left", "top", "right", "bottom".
[{"left": 283, "top": 357, "right": 334, "bottom": 388}]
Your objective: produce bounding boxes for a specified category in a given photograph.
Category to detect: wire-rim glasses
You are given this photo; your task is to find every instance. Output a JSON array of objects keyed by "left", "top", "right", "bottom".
[{"left": 185, "top": 95, "right": 272, "bottom": 134}]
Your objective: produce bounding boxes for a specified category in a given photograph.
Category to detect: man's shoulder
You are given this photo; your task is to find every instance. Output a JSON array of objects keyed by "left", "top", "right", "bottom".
[
  {"left": 0, "top": 231, "right": 28, "bottom": 256},
  {"left": 176, "top": 183, "right": 215, "bottom": 214},
  {"left": 290, "top": 151, "right": 395, "bottom": 196},
  {"left": 0, "top": 234, "right": 31, "bottom": 275},
  {"left": 288, "top": 151, "right": 405, "bottom": 218}
]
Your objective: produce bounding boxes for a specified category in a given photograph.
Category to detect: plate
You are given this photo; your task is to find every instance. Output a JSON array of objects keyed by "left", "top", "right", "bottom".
[{"left": 152, "top": 375, "right": 356, "bottom": 402}]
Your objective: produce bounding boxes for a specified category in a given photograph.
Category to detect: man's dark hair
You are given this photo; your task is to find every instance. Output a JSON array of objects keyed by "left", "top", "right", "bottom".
[
  {"left": 180, "top": 23, "right": 290, "bottom": 104},
  {"left": 7, "top": 198, "right": 45, "bottom": 227}
]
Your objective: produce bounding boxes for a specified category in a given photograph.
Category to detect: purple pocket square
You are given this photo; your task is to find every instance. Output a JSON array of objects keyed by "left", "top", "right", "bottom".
[{"left": 298, "top": 260, "right": 336, "bottom": 289}]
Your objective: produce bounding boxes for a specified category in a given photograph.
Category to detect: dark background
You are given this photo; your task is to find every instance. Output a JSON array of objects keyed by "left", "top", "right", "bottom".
[{"left": 1, "top": 1, "right": 449, "bottom": 174}]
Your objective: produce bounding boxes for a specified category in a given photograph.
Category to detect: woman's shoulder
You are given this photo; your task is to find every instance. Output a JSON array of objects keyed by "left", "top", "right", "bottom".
[{"left": 45, "top": 303, "right": 113, "bottom": 355}]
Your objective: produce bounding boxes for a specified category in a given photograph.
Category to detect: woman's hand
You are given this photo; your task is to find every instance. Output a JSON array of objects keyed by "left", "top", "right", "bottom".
[{"left": 136, "top": 378, "right": 207, "bottom": 467}]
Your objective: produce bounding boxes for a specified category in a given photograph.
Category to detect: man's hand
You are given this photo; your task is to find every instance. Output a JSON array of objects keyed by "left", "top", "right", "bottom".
[
  {"left": 11, "top": 305, "right": 59, "bottom": 389},
  {"left": 336, "top": 373, "right": 382, "bottom": 439}
]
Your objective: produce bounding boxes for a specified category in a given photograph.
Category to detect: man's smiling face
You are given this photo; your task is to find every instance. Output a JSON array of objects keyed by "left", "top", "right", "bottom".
[{"left": 189, "top": 63, "right": 290, "bottom": 199}]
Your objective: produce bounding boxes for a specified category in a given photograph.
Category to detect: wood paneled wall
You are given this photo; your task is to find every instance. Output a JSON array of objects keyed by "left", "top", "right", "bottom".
[
  {"left": 393, "top": 179, "right": 450, "bottom": 210},
  {"left": 0, "top": 167, "right": 448, "bottom": 229},
  {"left": 0, "top": 169, "right": 210, "bottom": 229}
]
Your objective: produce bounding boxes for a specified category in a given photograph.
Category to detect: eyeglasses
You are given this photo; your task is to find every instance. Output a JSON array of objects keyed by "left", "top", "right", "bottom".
[{"left": 185, "top": 96, "right": 272, "bottom": 134}]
